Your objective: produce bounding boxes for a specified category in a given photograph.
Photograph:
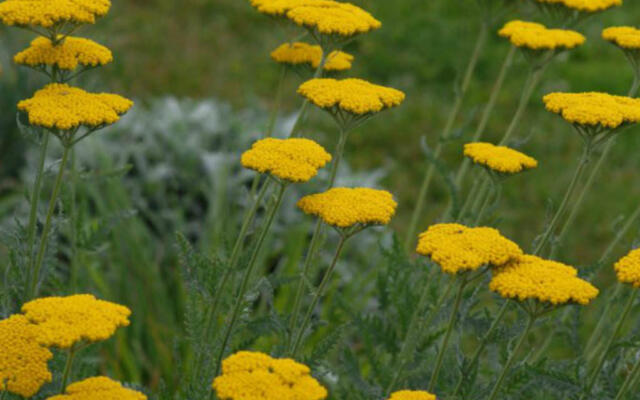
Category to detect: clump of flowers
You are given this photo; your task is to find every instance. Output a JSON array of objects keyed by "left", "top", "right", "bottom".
[
  {"left": 47, "top": 376, "right": 147, "bottom": 400},
  {"left": 14, "top": 36, "right": 113, "bottom": 73},
  {"left": 603, "top": 26, "right": 640, "bottom": 50},
  {"left": 533, "top": 0, "right": 621, "bottom": 13},
  {"left": 271, "top": 42, "right": 354, "bottom": 71},
  {"left": 543, "top": 92, "right": 640, "bottom": 130},
  {"left": 464, "top": 142, "right": 538, "bottom": 175},
  {"left": 0, "top": 0, "right": 111, "bottom": 29},
  {"left": 388, "top": 390, "right": 436, "bottom": 400},
  {"left": 498, "top": 20, "right": 585, "bottom": 51},
  {"left": 614, "top": 248, "right": 640, "bottom": 287}
]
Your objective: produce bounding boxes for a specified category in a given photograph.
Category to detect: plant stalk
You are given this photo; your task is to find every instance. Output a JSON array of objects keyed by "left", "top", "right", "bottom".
[
  {"left": 60, "top": 346, "right": 77, "bottom": 393},
  {"left": 615, "top": 348, "right": 640, "bottom": 400}
]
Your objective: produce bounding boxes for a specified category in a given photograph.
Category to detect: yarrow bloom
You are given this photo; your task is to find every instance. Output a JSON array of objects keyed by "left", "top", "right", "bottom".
[
  {"left": 533, "top": 0, "right": 621, "bottom": 13},
  {"left": 603, "top": 26, "right": 640, "bottom": 51},
  {"left": 14, "top": 36, "right": 113, "bottom": 70},
  {"left": 271, "top": 42, "right": 354, "bottom": 71},
  {"left": 297, "top": 187, "right": 397, "bottom": 228},
  {"left": 21, "top": 294, "right": 131, "bottom": 348},
  {"left": 18, "top": 83, "right": 133, "bottom": 131},
  {"left": 464, "top": 142, "right": 538, "bottom": 174},
  {"left": 0, "top": 0, "right": 111, "bottom": 28},
  {"left": 212, "top": 351, "right": 327, "bottom": 400},
  {"left": 298, "top": 78, "right": 405, "bottom": 115},
  {"left": 47, "top": 376, "right": 147, "bottom": 400},
  {"left": 416, "top": 223, "right": 523, "bottom": 275},
  {"left": 388, "top": 390, "right": 436, "bottom": 400},
  {"left": 543, "top": 92, "right": 640, "bottom": 129},
  {"left": 241, "top": 138, "right": 331, "bottom": 183},
  {"left": 614, "top": 248, "right": 640, "bottom": 288},
  {"left": 490, "top": 255, "right": 599, "bottom": 305},
  {"left": 499, "top": 20, "right": 585, "bottom": 50},
  {"left": 0, "top": 315, "right": 52, "bottom": 398}
]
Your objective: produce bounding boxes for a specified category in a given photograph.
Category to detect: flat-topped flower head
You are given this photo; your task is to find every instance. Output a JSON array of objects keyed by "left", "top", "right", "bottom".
[
  {"left": 297, "top": 187, "right": 397, "bottom": 228},
  {"left": 499, "top": 20, "right": 585, "bottom": 50},
  {"left": 212, "top": 351, "right": 328, "bottom": 400},
  {"left": 18, "top": 84, "right": 133, "bottom": 131},
  {"left": 603, "top": 26, "right": 640, "bottom": 51},
  {"left": 47, "top": 376, "right": 147, "bottom": 400},
  {"left": 21, "top": 294, "right": 131, "bottom": 348},
  {"left": 416, "top": 223, "right": 523, "bottom": 275},
  {"left": 0, "top": 315, "right": 52, "bottom": 398},
  {"left": 464, "top": 142, "right": 538, "bottom": 174},
  {"left": 389, "top": 390, "right": 436, "bottom": 400},
  {"left": 298, "top": 78, "right": 405, "bottom": 115},
  {"left": 14, "top": 36, "right": 113, "bottom": 71},
  {"left": 533, "top": 0, "right": 621, "bottom": 13},
  {"left": 614, "top": 248, "right": 640, "bottom": 288},
  {"left": 0, "top": 0, "right": 111, "bottom": 28},
  {"left": 490, "top": 255, "right": 599, "bottom": 305},
  {"left": 543, "top": 92, "right": 640, "bottom": 130},
  {"left": 271, "top": 42, "right": 354, "bottom": 71},
  {"left": 241, "top": 138, "right": 331, "bottom": 183}
]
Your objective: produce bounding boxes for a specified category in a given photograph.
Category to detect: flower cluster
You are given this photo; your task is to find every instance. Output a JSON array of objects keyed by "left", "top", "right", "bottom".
[
  {"left": 388, "top": 390, "right": 437, "bottom": 400},
  {"left": 241, "top": 138, "right": 331, "bottom": 183},
  {"left": 271, "top": 42, "right": 354, "bottom": 71},
  {"left": 499, "top": 20, "right": 585, "bottom": 50},
  {"left": 543, "top": 92, "right": 640, "bottom": 129},
  {"left": 416, "top": 224, "right": 523, "bottom": 274},
  {"left": 0, "top": 0, "right": 111, "bottom": 28},
  {"left": 47, "top": 376, "right": 147, "bottom": 400},
  {"left": 464, "top": 142, "right": 538, "bottom": 174},
  {"left": 490, "top": 255, "right": 599, "bottom": 305},
  {"left": 533, "top": 0, "right": 621, "bottom": 13},
  {"left": 614, "top": 248, "right": 640, "bottom": 288},
  {"left": 603, "top": 26, "right": 640, "bottom": 50},
  {"left": 14, "top": 36, "right": 113, "bottom": 70},
  {"left": 212, "top": 351, "right": 327, "bottom": 400},
  {"left": 297, "top": 187, "right": 397, "bottom": 228}
]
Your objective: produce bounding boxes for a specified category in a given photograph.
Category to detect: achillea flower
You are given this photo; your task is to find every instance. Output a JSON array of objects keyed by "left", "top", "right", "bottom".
[
  {"left": 614, "top": 248, "right": 640, "bottom": 288},
  {"left": 388, "top": 390, "right": 436, "bottom": 400},
  {"left": 212, "top": 351, "right": 327, "bottom": 400},
  {"left": 0, "top": 315, "right": 52, "bottom": 398},
  {"left": 47, "top": 376, "right": 147, "bottom": 400},
  {"left": 14, "top": 36, "right": 113, "bottom": 70},
  {"left": 241, "top": 138, "right": 331, "bottom": 183},
  {"left": 0, "top": 0, "right": 111, "bottom": 28},
  {"left": 18, "top": 83, "right": 133, "bottom": 131},
  {"left": 603, "top": 26, "right": 640, "bottom": 50},
  {"left": 21, "top": 294, "right": 131, "bottom": 348},
  {"left": 490, "top": 255, "right": 599, "bottom": 305},
  {"left": 499, "top": 20, "right": 585, "bottom": 50},
  {"left": 416, "top": 223, "right": 523, "bottom": 274},
  {"left": 464, "top": 142, "right": 538, "bottom": 174},
  {"left": 533, "top": 0, "right": 621, "bottom": 13},
  {"left": 543, "top": 92, "right": 640, "bottom": 129},
  {"left": 297, "top": 188, "right": 397, "bottom": 228},
  {"left": 271, "top": 42, "right": 354, "bottom": 71},
  {"left": 298, "top": 78, "right": 405, "bottom": 115}
]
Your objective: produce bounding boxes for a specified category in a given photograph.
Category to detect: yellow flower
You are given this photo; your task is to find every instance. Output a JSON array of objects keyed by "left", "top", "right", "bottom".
[
  {"left": 464, "top": 142, "right": 538, "bottom": 174},
  {"left": 21, "top": 294, "right": 131, "bottom": 348},
  {"left": 0, "top": 315, "right": 52, "bottom": 398},
  {"left": 298, "top": 78, "right": 405, "bottom": 115},
  {"left": 490, "top": 255, "right": 599, "bottom": 305},
  {"left": 47, "top": 376, "right": 147, "bottom": 400},
  {"left": 499, "top": 20, "right": 585, "bottom": 50},
  {"left": 0, "top": 0, "right": 111, "bottom": 28},
  {"left": 297, "top": 187, "right": 397, "bottom": 228},
  {"left": 614, "top": 248, "right": 640, "bottom": 288},
  {"left": 14, "top": 36, "right": 113, "bottom": 70},
  {"left": 543, "top": 92, "right": 640, "bottom": 129},
  {"left": 212, "top": 351, "right": 328, "bottom": 400},
  {"left": 388, "top": 390, "right": 437, "bottom": 400},
  {"left": 533, "top": 0, "right": 621, "bottom": 13},
  {"left": 416, "top": 223, "right": 523, "bottom": 275},
  {"left": 241, "top": 138, "right": 331, "bottom": 183},
  {"left": 603, "top": 26, "right": 640, "bottom": 50},
  {"left": 18, "top": 83, "right": 133, "bottom": 131},
  {"left": 271, "top": 42, "right": 354, "bottom": 71}
]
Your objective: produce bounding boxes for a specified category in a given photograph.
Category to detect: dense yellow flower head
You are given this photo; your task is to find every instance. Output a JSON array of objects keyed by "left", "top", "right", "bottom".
[
  {"left": 490, "top": 255, "right": 599, "bottom": 305},
  {"left": 416, "top": 223, "right": 523, "bottom": 275},
  {"left": 533, "top": 0, "right": 621, "bottom": 13},
  {"left": 298, "top": 78, "right": 405, "bottom": 115},
  {"left": 212, "top": 351, "right": 328, "bottom": 400},
  {"left": 271, "top": 42, "right": 354, "bottom": 71},
  {"left": 464, "top": 142, "right": 538, "bottom": 174},
  {"left": 47, "top": 376, "right": 147, "bottom": 400},
  {"left": 297, "top": 187, "right": 397, "bottom": 228},
  {"left": 0, "top": 315, "right": 52, "bottom": 398},
  {"left": 603, "top": 26, "right": 640, "bottom": 50},
  {"left": 18, "top": 84, "right": 133, "bottom": 131},
  {"left": 14, "top": 36, "right": 113, "bottom": 70},
  {"left": 0, "top": 0, "right": 111, "bottom": 28},
  {"left": 499, "top": 20, "right": 585, "bottom": 50},
  {"left": 543, "top": 92, "right": 640, "bottom": 129},
  {"left": 241, "top": 138, "right": 331, "bottom": 183},
  {"left": 21, "top": 294, "right": 131, "bottom": 348},
  {"left": 614, "top": 248, "right": 640, "bottom": 288},
  {"left": 388, "top": 390, "right": 436, "bottom": 400}
]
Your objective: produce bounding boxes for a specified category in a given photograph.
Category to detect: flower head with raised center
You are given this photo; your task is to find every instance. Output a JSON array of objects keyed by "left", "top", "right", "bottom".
[
  {"left": 0, "top": 0, "right": 111, "bottom": 28},
  {"left": 47, "top": 376, "right": 147, "bottom": 400},
  {"left": 271, "top": 42, "right": 354, "bottom": 71},
  {"left": 499, "top": 20, "right": 585, "bottom": 50},
  {"left": 533, "top": 0, "right": 621, "bottom": 13},
  {"left": 15, "top": 36, "right": 113, "bottom": 70},
  {"left": 212, "top": 351, "right": 328, "bottom": 400},
  {"left": 389, "top": 390, "right": 437, "bottom": 400},
  {"left": 603, "top": 26, "right": 640, "bottom": 50},
  {"left": 21, "top": 294, "right": 131, "bottom": 348},
  {"left": 543, "top": 92, "right": 640, "bottom": 129},
  {"left": 614, "top": 248, "right": 640, "bottom": 288},
  {"left": 464, "top": 142, "right": 538, "bottom": 174},
  {"left": 241, "top": 138, "right": 331, "bottom": 183},
  {"left": 0, "top": 315, "right": 52, "bottom": 398}
]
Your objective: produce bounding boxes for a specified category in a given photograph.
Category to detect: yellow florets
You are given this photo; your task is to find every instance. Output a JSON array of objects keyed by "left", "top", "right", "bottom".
[
  {"left": 297, "top": 187, "right": 397, "bottom": 228},
  {"left": 14, "top": 36, "right": 113, "bottom": 70},
  {"left": 298, "top": 78, "right": 405, "bottom": 115},
  {"left": 464, "top": 142, "right": 538, "bottom": 174},
  {"left": 388, "top": 390, "right": 437, "bottom": 400},
  {"left": 18, "top": 83, "right": 133, "bottom": 131},
  {"left": 271, "top": 42, "right": 354, "bottom": 71},
  {"left": 533, "top": 0, "right": 621, "bottom": 13},
  {"left": 416, "top": 223, "right": 523, "bottom": 275},
  {"left": 212, "top": 351, "right": 328, "bottom": 400},
  {"left": 614, "top": 248, "right": 640, "bottom": 288},
  {"left": 0, "top": 0, "right": 111, "bottom": 28},
  {"left": 499, "top": 20, "right": 585, "bottom": 50},
  {"left": 0, "top": 315, "right": 52, "bottom": 398},
  {"left": 21, "top": 294, "right": 131, "bottom": 348},
  {"left": 47, "top": 376, "right": 147, "bottom": 400},
  {"left": 603, "top": 26, "right": 640, "bottom": 50},
  {"left": 490, "top": 255, "right": 599, "bottom": 305},
  {"left": 543, "top": 92, "right": 640, "bottom": 129}
]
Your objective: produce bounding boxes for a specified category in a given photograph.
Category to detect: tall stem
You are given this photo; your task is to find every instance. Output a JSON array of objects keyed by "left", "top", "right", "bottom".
[
  {"left": 289, "top": 50, "right": 327, "bottom": 138},
  {"left": 69, "top": 148, "right": 79, "bottom": 290},
  {"left": 615, "top": 348, "right": 640, "bottom": 400},
  {"left": 584, "top": 283, "right": 623, "bottom": 362},
  {"left": 60, "top": 345, "right": 77, "bottom": 393}
]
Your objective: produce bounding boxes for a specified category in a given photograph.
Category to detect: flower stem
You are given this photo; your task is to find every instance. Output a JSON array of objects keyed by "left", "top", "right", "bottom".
[
  {"left": 60, "top": 345, "right": 77, "bottom": 393},
  {"left": 615, "top": 349, "right": 640, "bottom": 400},
  {"left": 583, "top": 283, "right": 623, "bottom": 363},
  {"left": 69, "top": 148, "right": 79, "bottom": 291},
  {"left": 289, "top": 50, "right": 327, "bottom": 138}
]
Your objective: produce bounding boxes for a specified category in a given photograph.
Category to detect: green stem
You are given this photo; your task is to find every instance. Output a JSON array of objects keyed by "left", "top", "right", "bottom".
[
  {"left": 289, "top": 50, "right": 327, "bottom": 138},
  {"left": 60, "top": 346, "right": 77, "bottom": 393},
  {"left": 584, "top": 283, "right": 623, "bottom": 362},
  {"left": 267, "top": 65, "right": 287, "bottom": 139},
  {"left": 69, "top": 148, "right": 79, "bottom": 290},
  {"left": 616, "top": 350, "right": 640, "bottom": 400}
]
